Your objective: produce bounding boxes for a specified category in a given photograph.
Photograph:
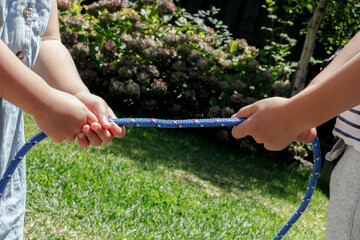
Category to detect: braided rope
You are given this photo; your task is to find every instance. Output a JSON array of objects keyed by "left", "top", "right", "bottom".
[{"left": 0, "top": 118, "right": 321, "bottom": 239}]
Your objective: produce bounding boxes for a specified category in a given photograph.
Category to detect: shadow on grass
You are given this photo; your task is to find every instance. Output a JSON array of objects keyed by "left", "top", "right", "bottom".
[{"left": 100, "top": 126, "right": 322, "bottom": 202}]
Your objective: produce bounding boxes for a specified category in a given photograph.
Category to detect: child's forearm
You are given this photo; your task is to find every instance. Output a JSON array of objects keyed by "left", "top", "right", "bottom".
[
  {"left": 287, "top": 32, "right": 360, "bottom": 132},
  {"left": 32, "top": 0, "right": 89, "bottom": 97},
  {"left": 32, "top": 39, "right": 90, "bottom": 96},
  {"left": 288, "top": 51, "right": 360, "bottom": 132},
  {"left": 310, "top": 32, "right": 360, "bottom": 85},
  {"left": 0, "top": 40, "right": 52, "bottom": 116},
  {"left": 232, "top": 32, "right": 360, "bottom": 150}
]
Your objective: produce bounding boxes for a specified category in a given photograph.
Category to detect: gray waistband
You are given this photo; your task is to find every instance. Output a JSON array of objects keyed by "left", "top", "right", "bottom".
[{"left": 325, "top": 138, "right": 347, "bottom": 161}]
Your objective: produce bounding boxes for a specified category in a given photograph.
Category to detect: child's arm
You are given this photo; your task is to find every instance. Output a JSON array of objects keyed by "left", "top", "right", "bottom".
[
  {"left": 0, "top": 39, "right": 98, "bottom": 143},
  {"left": 32, "top": 0, "right": 125, "bottom": 147},
  {"left": 232, "top": 32, "right": 360, "bottom": 150},
  {"left": 311, "top": 32, "right": 360, "bottom": 84}
]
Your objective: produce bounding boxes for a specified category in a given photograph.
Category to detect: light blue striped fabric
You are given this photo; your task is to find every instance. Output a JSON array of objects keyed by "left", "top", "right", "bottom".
[
  {"left": 0, "top": 0, "right": 52, "bottom": 238},
  {"left": 0, "top": 100, "right": 25, "bottom": 240}
]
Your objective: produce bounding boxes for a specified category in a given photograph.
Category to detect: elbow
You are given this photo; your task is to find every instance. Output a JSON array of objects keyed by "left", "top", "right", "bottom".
[{"left": 42, "top": 33, "right": 61, "bottom": 43}]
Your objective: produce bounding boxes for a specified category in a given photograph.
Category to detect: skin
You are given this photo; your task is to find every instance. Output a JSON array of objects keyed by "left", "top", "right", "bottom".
[
  {"left": 0, "top": 0, "right": 125, "bottom": 146},
  {"left": 232, "top": 32, "right": 360, "bottom": 151}
]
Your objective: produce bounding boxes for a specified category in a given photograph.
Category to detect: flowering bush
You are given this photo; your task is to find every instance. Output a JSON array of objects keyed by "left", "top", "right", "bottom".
[{"left": 58, "top": 0, "right": 290, "bottom": 153}]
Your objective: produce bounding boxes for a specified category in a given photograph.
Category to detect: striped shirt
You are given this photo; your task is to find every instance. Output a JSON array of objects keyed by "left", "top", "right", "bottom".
[{"left": 333, "top": 105, "right": 360, "bottom": 151}]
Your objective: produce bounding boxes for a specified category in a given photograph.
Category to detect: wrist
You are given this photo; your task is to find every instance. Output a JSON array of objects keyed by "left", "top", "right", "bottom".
[
  {"left": 270, "top": 97, "right": 305, "bottom": 137},
  {"left": 74, "top": 90, "right": 91, "bottom": 99},
  {"left": 286, "top": 86, "right": 320, "bottom": 134},
  {"left": 280, "top": 97, "right": 305, "bottom": 138},
  {"left": 15, "top": 79, "right": 54, "bottom": 118},
  {"left": 31, "top": 87, "right": 58, "bottom": 118},
  {"left": 73, "top": 91, "right": 96, "bottom": 113}
]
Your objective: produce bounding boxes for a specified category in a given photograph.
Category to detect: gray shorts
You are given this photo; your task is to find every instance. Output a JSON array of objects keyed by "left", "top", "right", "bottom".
[{"left": 326, "top": 145, "right": 360, "bottom": 240}]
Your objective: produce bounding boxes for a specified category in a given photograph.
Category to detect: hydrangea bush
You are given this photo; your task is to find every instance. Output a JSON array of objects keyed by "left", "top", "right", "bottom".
[{"left": 58, "top": 0, "right": 291, "bottom": 154}]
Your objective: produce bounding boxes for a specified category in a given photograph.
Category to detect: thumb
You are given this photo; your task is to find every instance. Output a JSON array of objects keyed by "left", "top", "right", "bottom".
[
  {"left": 93, "top": 102, "right": 112, "bottom": 129},
  {"left": 231, "top": 104, "right": 257, "bottom": 139},
  {"left": 296, "top": 128, "right": 317, "bottom": 144},
  {"left": 99, "top": 114, "right": 111, "bottom": 129},
  {"left": 232, "top": 104, "right": 257, "bottom": 119}
]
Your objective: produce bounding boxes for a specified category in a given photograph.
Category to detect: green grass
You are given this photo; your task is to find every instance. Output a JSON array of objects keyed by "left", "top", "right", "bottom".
[{"left": 23, "top": 114, "right": 328, "bottom": 239}]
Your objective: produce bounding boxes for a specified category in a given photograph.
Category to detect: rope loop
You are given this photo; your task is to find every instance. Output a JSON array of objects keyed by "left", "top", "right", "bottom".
[{"left": 0, "top": 118, "right": 321, "bottom": 239}]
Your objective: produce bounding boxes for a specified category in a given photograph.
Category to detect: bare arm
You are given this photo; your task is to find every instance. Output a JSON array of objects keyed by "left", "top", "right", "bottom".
[
  {"left": 232, "top": 32, "right": 360, "bottom": 150},
  {"left": 0, "top": 0, "right": 99, "bottom": 143},
  {"left": 290, "top": 50, "right": 360, "bottom": 131},
  {"left": 32, "top": 0, "right": 89, "bottom": 95},
  {"left": 0, "top": 39, "right": 52, "bottom": 116},
  {"left": 32, "top": 0, "right": 125, "bottom": 147},
  {"left": 311, "top": 32, "right": 360, "bottom": 84},
  {"left": 0, "top": 38, "right": 97, "bottom": 143}
]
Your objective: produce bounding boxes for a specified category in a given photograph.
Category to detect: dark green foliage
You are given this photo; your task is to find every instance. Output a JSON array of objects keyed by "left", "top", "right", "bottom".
[
  {"left": 260, "top": 0, "right": 360, "bottom": 78},
  {"left": 58, "top": 0, "right": 285, "bottom": 116},
  {"left": 319, "top": 0, "right": 360, "bottom": 56},
  {"left": 58, "top": 0, "right": 291, "bottom": 152}
]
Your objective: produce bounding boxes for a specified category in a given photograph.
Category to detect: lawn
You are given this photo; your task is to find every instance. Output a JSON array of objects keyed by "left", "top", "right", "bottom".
[{"left": 23, "top": 114, "right": 328, "bottom": 239}]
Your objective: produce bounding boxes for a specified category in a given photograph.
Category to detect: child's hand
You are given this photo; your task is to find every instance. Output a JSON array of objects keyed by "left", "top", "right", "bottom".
[
  {"left": 33, "top": 88, "right": 98, "bottom": 143},
  {"left": 74, "top": 92, "right": 125, "bottom": 147},
  {"left": 231, "top": 97, "right": 317, "bottom": 151}
]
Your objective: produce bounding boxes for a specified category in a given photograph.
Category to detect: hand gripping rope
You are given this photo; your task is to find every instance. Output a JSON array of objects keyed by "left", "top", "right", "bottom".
[{"left": 0, "top": 118, "right": 321, "bottom": 240}]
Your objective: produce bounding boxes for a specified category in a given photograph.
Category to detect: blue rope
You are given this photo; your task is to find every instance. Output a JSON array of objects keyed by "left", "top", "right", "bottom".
[{"left": 0, "top": 118, "right": 321, "bottom": 239}]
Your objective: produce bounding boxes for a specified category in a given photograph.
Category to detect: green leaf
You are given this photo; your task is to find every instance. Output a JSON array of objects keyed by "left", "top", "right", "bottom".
[
  {"left": 71, "top": 4, "right": 83, "bottom": 14},
  {"left": 229, "top": 41, "right": 238, "bottom": 54}
]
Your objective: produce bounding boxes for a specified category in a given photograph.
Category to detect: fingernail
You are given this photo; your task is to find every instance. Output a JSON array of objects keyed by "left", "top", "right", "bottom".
[
  {"left": 82, "top": 125, "right": 90, "bottom": 132},
  {"left": 120, "top": 126, "right": 126, "bottom": 134}
]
